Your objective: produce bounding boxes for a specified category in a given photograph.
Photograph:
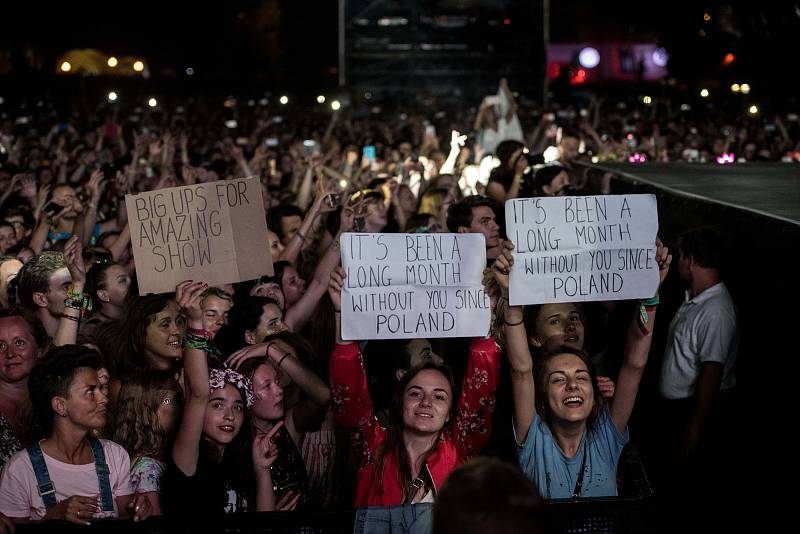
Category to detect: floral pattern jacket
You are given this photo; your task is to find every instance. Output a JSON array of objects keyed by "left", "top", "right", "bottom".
[{"left": 330, "top": 337, "right": 500, "bottom": 507}]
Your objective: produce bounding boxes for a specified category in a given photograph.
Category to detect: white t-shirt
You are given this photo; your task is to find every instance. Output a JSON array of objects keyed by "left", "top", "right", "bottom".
[
  {"left": 0, "top": 439, "right": 134, "bottom": 520},
  {"left": 659, "top": 282, "right": 738, "bottom": 400},
  {"left": 478, "top": 86, "right": 525, "bottom": 155}
]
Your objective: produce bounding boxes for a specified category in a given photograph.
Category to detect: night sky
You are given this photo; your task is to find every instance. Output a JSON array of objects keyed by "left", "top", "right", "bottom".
[{"left": 1, "top": 1, "right": 798, "bottom": 94}]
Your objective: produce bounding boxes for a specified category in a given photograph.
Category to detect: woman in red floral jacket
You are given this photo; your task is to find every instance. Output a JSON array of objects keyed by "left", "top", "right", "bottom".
[{"left": 327, "top": 267, "right": 501, "bottom": 507}]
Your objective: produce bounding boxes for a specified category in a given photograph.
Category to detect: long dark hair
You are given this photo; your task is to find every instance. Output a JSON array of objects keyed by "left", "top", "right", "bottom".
[
  {"left": 532, "top": 347, "right": 602, "bottom": 433},
  {"left": 109, "top": 294, "right": 177, "bottom": 379},
  {"left": 373, "top": 361, "right": 456, "bottom": 501}
]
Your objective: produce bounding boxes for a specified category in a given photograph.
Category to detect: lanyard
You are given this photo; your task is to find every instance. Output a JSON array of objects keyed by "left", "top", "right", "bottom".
[{"left": 571, "top": 442, "right": 588, "bottom": 499}]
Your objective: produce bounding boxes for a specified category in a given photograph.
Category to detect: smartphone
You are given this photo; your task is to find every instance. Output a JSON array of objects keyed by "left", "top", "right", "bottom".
[
  {"left": 425, "top": 124, "right": 436, "bottom": 137},
  {"left": 302, "top": 139, "right": 317, "bottom": 156},
  {"left": 265, "top": 137, "right": 279, "bottom": 147},
  {"left": 353, "top": 216, "right": 365, "bottom": 232},
  {"left": 325, "top": 193, "right": 340, "bottom": 209},
  {"left": 764, "top": 123, "right": 776, "bottom": 132},
  {"left": 271, "top": 116, "right": 283, "bottom": 124},
  {"left": 235, "top": 137, "right": 249, "bottom": 146},
  {"left": 43, "top": 201, "right": 65, "bottom": 216},
  {"left": 363, "top": 145, "right": 376, "bottom": 161},
  {"left": 787, "top": 113, "right": 798, "bottom": 122},
  {"left": 484, "top": 95, "right": 501, "bottom": 106},
  {"left": 102, "top": 163, "right": 116, "bottom": 181}
]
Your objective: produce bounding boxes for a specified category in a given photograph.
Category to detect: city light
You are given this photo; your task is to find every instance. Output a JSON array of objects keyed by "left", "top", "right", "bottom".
[
  {"left": 652, "top": 48, "right": 669, "bottom": 67},
  {"left": 279, "top": 95, "right": 289, "bottom": 105},
  {"left": 748, "top": 105, "right": 758, "bottom": 114},
  {"left": 716, "top": 153, "right": 735, "bottom": 164},
  {"left": 703, "top": 13, "right": 711, "bottom": 21},
  {"left": 107, "top": 57, "right": 118, "bottom": 68},
  {"left": 186, "top": 67, "right": 194, "bottom": 76},
  {"left": 740, "top": 83, "right": 751, "bottom": 94},
  {"left": 60, "top": 61, "right": 71, "bottom": 72},
  {"left": 731, "top": 84, "right": 740, "bottom": 93},
  {"left": 700, "top": 89, "right": 710, "bottom": 98},
  {"left": 642, "top": 96, "right": 652, "bottom": 105},
  {"left": 578, "top": 47, "right": 600, "bottom": 69},
  {"left": 331, "top": 100, "right": 341, "bottom": 111},
  {"left": 722, "top": 53, "right": 735, "bottom": 66},
  {"left": 148, "top": 98, "right": 157, "bottom": 108},
  {"left": 108, "top": 92, "right": 118, "bottom": 102},
  {"left": 133, "top": 61, "right": 145, "bottom": 72},
  {"left": 316, "top": 95, "right": 326, "bottom": 104}
]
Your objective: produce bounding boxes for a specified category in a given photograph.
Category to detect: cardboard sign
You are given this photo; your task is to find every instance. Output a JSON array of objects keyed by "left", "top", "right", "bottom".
[
  {"left": 505, "top": 194, "right": 659, "bottom": 305},
  {"left": 340, "top": 233, "right": 491, "bottom": 340},
  {"left": 126, "top": 178, "right": 273, "bottom": 294}
]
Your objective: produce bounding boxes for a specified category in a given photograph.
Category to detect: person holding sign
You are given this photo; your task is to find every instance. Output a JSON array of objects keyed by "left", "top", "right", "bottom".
[
  {"left": 493, "top": 239, "right": 671, "bottom": 499},
  {"left": 328, "top": 267, "right": 500, "bottom": 506}
]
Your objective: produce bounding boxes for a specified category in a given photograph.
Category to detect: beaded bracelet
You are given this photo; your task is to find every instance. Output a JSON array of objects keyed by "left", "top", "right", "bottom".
[
  {"left": 184, "top": 338, "right": 208, "bottom": 351},
  {"left": 184, "top": 331, "right": 209, "bottom": 343},
  {"left": 637, "top": 293, "right": 659, "bottom": 335},
  {"left": 64, "top": 287, "right": 92, "bottom": 317}
]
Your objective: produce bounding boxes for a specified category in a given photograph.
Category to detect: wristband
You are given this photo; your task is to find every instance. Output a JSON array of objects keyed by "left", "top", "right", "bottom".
[{"left": 277, "top": 353, "right": 291, "bottom": 368}]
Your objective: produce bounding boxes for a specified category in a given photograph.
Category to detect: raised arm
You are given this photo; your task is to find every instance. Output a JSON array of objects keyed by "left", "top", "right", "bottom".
[
  {"left": 52, "top": 237, "right": 85, "bottom": 346},
  {"left": 277, "top": 178, "right": 336, "bottom": 265},
  {"left": 494, "top": 241, "right": 537, "bottom": 443},
  {"left": 226, "top": 338, "right": 330, "bottom": 444},
  {"left": 439, "top": 130, "right": 467, "bottom": 176},
  {"left": 171, "top": 281, "right": 211, "bottom": 476},
  {"left": 609, "top": 238, "right": 672, "bottom": 433},
  {"left": 327, "top": 267, "right": 383, "bottom": 467},
  {"left": 283, "top": 207, "right": 351, "bottom": 332}
]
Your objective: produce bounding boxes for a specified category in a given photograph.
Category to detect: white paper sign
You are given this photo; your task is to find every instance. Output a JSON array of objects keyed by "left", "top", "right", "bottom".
[
  {"left": 505, "top": 194, "right": 659, "bottom": 305},
  {"left": 340, "top": 233, "right": 491, "bottom": 340}
]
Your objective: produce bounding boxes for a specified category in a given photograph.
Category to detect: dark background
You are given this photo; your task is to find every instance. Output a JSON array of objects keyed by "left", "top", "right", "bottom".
[{"left": 2, "top": 1, "right": 798, "bottom": 97}]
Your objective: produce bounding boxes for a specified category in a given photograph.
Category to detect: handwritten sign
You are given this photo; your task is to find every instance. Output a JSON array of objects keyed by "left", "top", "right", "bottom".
[
  {"left": 126, "top": 178, "right": 273, "bottom": 294},
  {"left": 505, "top": 194, "right": 659, "bottom": 305},
  {"left": 340, "top": 233, "right": 490, "bottom": 340}
]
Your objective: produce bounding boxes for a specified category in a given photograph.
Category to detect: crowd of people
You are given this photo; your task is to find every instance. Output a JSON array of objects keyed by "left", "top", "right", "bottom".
[{"left": 0, "top": 77, "right": 757, "bottom": 532}]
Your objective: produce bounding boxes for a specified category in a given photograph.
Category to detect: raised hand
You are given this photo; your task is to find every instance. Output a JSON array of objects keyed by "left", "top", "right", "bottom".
[
  {"left": 226, "top": 338, "right": 291, "bottom": 370},
  {"left": 63, "top": 236, "right": 86, "bottom": 287},
  {"left": 491, "top": 241, "right": 515, "bottom": 297},
  {"left": 19, "top": 174, "right": 37, "bottom": 200},
  {"left": 655, "top": 236, "right": 672, "bottom": 286},
  {"left": 175, "top": 280, "right": 207, "bottom": 327},
  {"left": 450, "top": 129, "right": 467, "bottom": 149},
  {"left": 86, "top": 169, "right": 107, "bottom": 204},
  {"left": 252, "top": 420, "right": 283, "bottom": 471},
  {"left": 328, "top": 267, "right": 346, "bottom": 311}
]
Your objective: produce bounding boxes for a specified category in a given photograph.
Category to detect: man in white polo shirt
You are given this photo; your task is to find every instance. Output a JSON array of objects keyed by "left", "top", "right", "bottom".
[{"left": 657, "top": 227, "right": 738, "bottom": 512}]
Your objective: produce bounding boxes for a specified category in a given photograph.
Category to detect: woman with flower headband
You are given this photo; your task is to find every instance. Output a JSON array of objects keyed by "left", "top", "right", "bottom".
[{"left": 160, "top": 281, "right": 283, "bottom": 515}]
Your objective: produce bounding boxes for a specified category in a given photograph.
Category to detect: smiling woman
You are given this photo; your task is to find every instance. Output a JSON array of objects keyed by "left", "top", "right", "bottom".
[
  {"left": 327, "top": 266, "right": 501, "bottom": 507},
  {"left": 492, "top": 238, "right": 672, "bottom": 499},
  {"left": 107, "top": 294, "right": 185, "bottom": 404}
]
